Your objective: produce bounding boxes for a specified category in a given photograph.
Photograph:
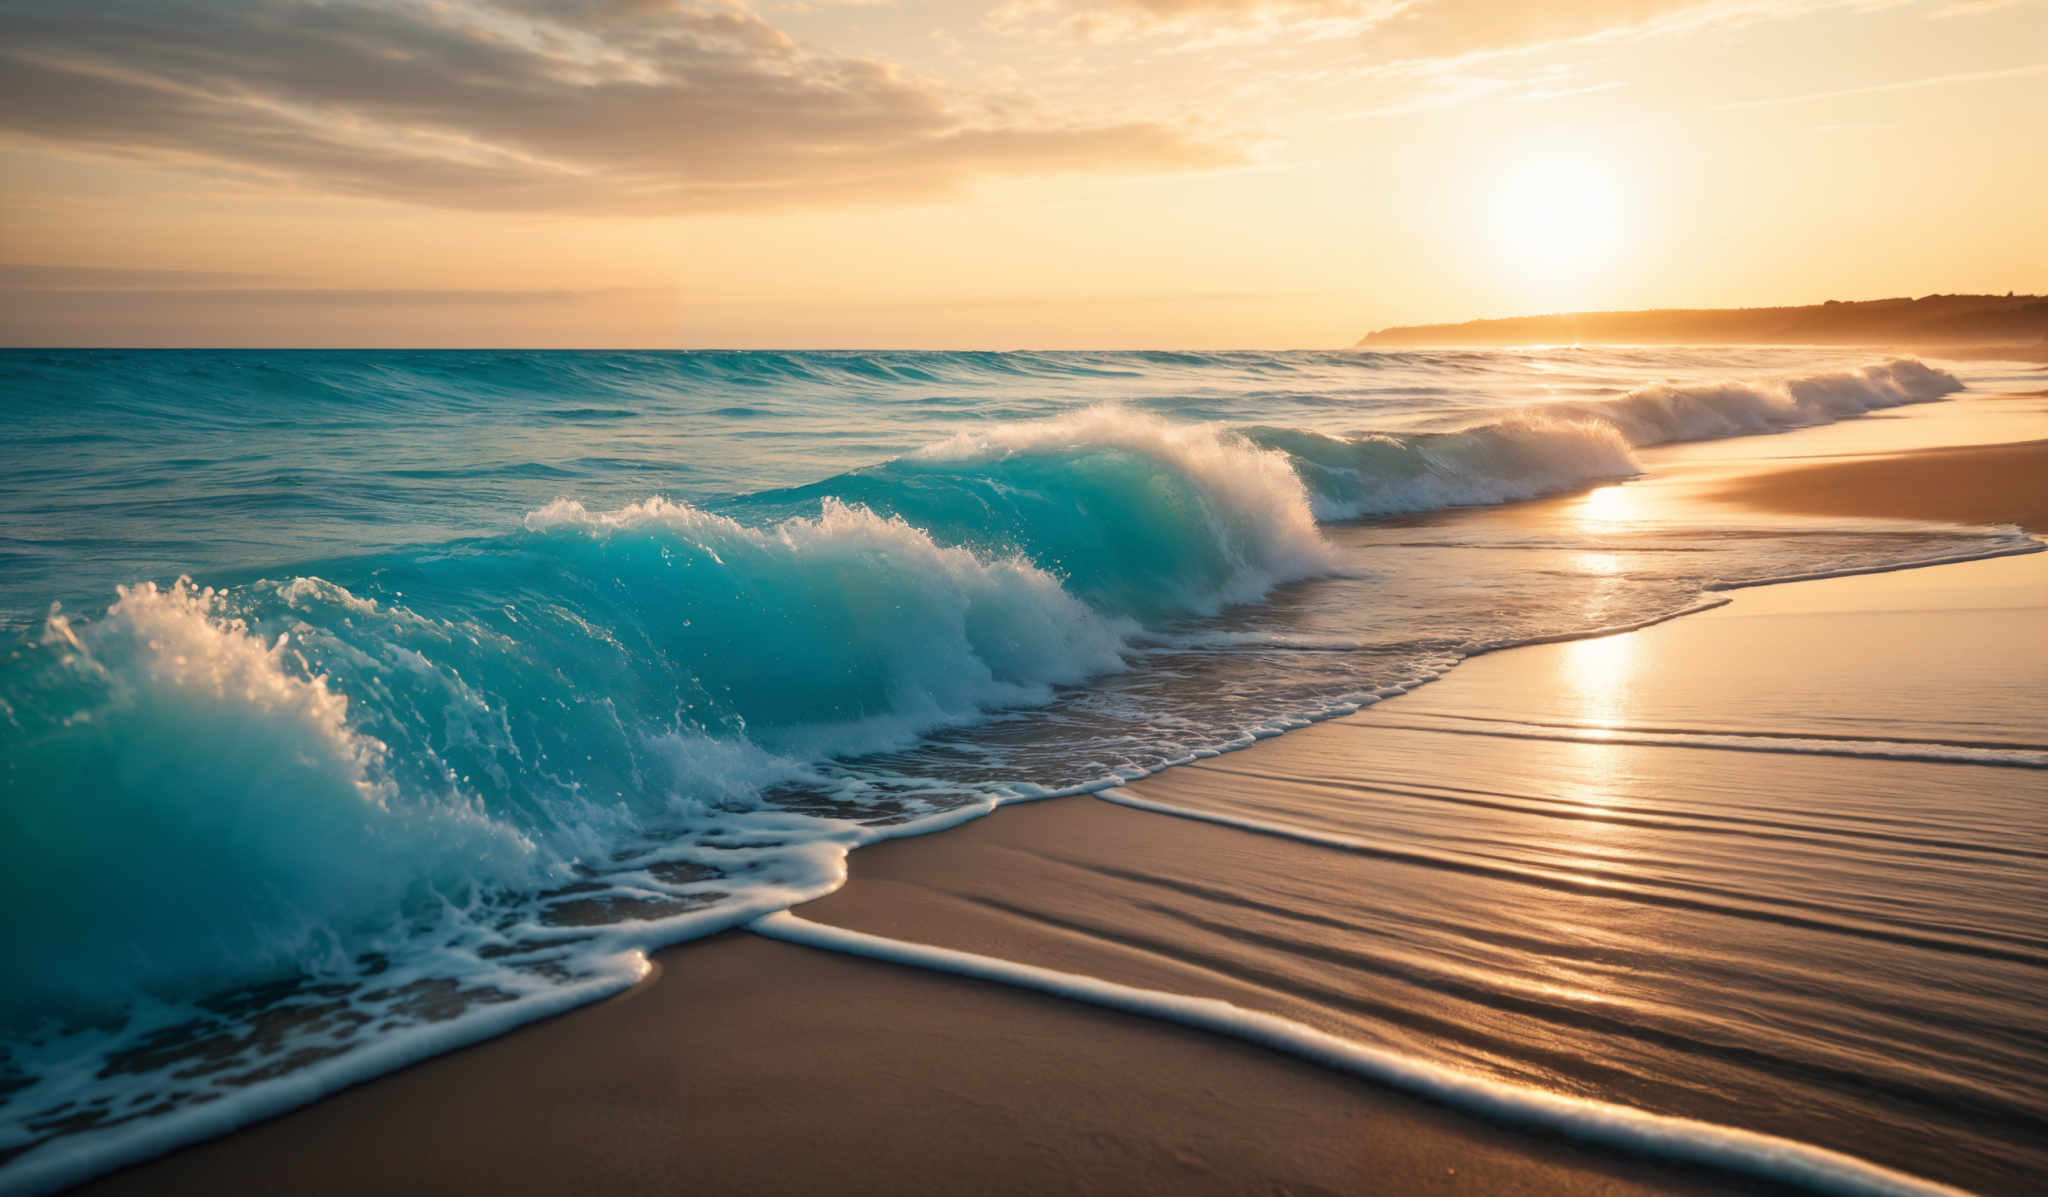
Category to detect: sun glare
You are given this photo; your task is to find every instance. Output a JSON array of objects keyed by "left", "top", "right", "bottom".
[{"left": 1493, "top": 154, "right": 1624, "bottom": 276}]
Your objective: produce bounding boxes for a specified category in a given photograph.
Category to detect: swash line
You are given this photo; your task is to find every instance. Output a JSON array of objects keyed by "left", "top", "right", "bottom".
[
  {"left": 1322, "top": 720, "right": 2048, "bottom": 769},
  {"left": 748, "top": 912, "right": 1975, "bottom": 1197},
  {"left": 1092, "top": 789, "right": 2048, "bottom": 966}
]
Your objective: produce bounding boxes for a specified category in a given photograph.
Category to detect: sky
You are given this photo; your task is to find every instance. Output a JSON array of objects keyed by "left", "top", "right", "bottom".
[{"left": 0, "top": 0, "right": 2042, "bottom": 347}]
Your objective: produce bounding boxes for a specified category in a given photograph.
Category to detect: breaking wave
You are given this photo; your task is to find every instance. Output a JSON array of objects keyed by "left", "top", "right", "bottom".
[
  {"left": 0, "top": 352, "right": 1997, "bottom": 1194},
  {"left": 0, "top": 358, "right": 1968, "bottom": 1024},
  {"left": 1256, "top": 358, "right": 1961, "bottom": 519}
]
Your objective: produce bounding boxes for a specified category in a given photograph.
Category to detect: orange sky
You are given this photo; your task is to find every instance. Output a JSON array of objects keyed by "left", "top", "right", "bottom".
[{"left": 0, "top": 0, "right": 2042, "bottom": 347}]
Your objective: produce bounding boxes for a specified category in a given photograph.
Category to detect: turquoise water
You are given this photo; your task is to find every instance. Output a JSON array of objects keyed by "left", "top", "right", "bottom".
[{"left": 0, "top": 347, "right": 2028, "bottom": 1191}]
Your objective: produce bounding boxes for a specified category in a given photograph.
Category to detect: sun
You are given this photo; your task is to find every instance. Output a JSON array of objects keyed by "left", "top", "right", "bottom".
[{"left": 1492, "top": 154, "right": 1624, "bottom": 276}]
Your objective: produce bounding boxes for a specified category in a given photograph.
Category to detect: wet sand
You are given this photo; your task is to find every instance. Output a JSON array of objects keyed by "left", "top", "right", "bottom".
[
  {"left": 70, "top": 931, "right": 1774, "bottom": 1197},
  {"left": 1708, "top": 438, "right": 2047, "bottom": 530},
  {"left": 70, "top": 409, "right": 2046, "bottom": 1196},
  {"left": 795, "top": 552, "right": 2047, "bottom": 1197}
]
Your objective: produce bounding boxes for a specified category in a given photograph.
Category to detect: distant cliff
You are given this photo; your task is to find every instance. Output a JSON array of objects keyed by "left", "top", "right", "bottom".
[{"left": 1356, "top": 294, "right": 2048, "bottom": 348}]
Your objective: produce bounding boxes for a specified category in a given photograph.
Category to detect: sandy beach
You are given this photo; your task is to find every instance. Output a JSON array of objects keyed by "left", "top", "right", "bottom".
[
  {"left": 60, "top": 388, "right": 2048, "bottom": 1197},
  {"left": 69, "top": 931, "right": 1787, "bottom": 1197},
  {"left": 1710, "top": 439, "right": 2047, "bottom": 530},
  {"left": 7, "top": 0, "right": 2045, "bottom": 1185}
]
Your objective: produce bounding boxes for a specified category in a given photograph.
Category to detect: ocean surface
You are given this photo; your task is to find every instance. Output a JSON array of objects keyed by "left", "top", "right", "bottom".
[{"left": 0, "top": 347, "right": 2037, "bottom": 1192}]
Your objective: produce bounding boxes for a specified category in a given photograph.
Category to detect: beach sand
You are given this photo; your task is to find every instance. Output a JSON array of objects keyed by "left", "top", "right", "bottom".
[
  {"left": 793, "top": 553, "right": 2047, "bottom": 1197},
  {"left": 70, "top": 929, "right": 1780, "bottom": 1197},
  {"left": 1708, "top": 438, "right": 2047, "bottom": 530},
  {"left": 71, "top": 399, "right": 2046, "bottom": 1196}
]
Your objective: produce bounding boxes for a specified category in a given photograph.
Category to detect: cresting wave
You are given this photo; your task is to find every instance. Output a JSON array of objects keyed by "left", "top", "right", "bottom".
[
  {"left": 756, "top": 405, "right": 1333, "bottom": 614},
  {"left": 1, "top": 412, "right": 1324, "bottom": 1026},
  {"left": 1251, "top": 357, "right": 1961, "bottom": 519},
  {"left": 0, "top": 354, "right": 2002, "bottom": 1194},
  {"left": 5, "top": 582, "right": 540, "bottom": 1019}
]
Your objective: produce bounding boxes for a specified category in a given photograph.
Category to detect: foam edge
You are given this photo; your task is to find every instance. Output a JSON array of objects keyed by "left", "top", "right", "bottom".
[{"left": 750, "top": 911, "right": 1976, "bottom": 1197}]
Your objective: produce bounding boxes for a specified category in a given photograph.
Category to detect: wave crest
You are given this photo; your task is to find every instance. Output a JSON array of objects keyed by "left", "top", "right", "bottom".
[
  {"left": 1250, "top": 416, "right": 1640, "bottom": 520},
  {"left": 519, "top": 495, "right": 1129, "bottom": 755},
  {"left": 1256, "top": 358, "right": 1961, "bottom": 520},
  {"left": 769, "top": 405, "right": 1332, "bottom": 615},
  {"left": 2, "top": 582, "right": 536, "bottom": 1021},
  {"left": 1559, "top": 357, "right": 1962, "bottom": 446},
  {"left": 0, "top": 498, "right": 1135, "bottom": 1021}
]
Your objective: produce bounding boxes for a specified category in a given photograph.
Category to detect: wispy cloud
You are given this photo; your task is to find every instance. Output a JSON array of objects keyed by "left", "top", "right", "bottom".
[
  {"left": 1510, "top": 79, "right": 1627, "bottom": 103},
  {"left": 991, "top": 0, "right": 1873, "bottom": 60},
  {"left": 1340, "top": 65, "right": 1624, "bottom": 120},
  {"left": 1927, "top": 0, "right": 2026, "bottom": 18},
  {"left": 0, "top": 264, "right": 280, "bottom": 289},
  {"left": 0, "top": 0, "right": 1238, "bottom": 214},
  {"left": 0, "top": 287, "right": 653, "bottom": 306},
  {"left": 1716, "top": 60, "right": 2048, "bottom": 108}
]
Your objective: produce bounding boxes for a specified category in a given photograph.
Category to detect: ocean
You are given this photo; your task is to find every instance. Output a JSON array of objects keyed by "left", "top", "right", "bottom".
[{"left": 0, "top": 346, "right": 2037, "bottom": 1192}]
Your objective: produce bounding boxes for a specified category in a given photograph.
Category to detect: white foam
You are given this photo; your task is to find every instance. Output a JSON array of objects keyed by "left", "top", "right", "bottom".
[
  {"left": 0, "top": 799, "right": 1009, "bottom": 1197},
  {"left": 1281, "top": 358, "right": 1963, "bottom": 522},
  {"left": 751, "top": 912, "right": 1971, "bottom": 1197},
  {"left": 522, "top": 494, "right": 1132, "bottom": 760},
  {"left": 1557, "top": 358, "right": 1964, "bottom": 447},
  {"left": 10, "top": 580, "right": 542, "bottom": 1019}
]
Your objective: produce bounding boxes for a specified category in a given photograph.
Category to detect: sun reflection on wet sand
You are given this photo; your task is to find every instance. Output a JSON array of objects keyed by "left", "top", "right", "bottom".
[
  {"left": 1544, "top": 629, "right": 1647, "bottom": 955},
  {"left": 1558, "top": 630, "right": 1637, "bottom": 736},
  {"left": 1098, "top": 528, "right": 2048, "bottom": 1197}
]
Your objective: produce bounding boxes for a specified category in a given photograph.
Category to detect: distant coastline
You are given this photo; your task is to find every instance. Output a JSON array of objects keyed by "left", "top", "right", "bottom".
[{"left": 1357, "top": 293, "right": 2048, "bottom": 352}]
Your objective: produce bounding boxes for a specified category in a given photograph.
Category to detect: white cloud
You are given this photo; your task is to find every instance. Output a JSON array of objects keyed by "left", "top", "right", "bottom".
[{"left": 0, "top": 0, "right": 1237, "bottom": 213}]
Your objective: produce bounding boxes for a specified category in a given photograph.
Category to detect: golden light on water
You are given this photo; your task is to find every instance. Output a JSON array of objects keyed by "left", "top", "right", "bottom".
[
  {"left": 1574, "top": 550, "right": 1624, "bottom": 576},
  {"left": 1575, "top": 483, "right": 1646, "bottom": 529}
]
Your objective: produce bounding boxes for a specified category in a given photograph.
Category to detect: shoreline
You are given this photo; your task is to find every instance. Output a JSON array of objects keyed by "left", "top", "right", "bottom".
[
  {"left": 784, "top": 547, "right": 2046, "bottom": 1196},
  {"left": 59, "top": 401, "right": 2048, "bottom": 1196},
  {"left": 67, "top": 932, "right": 1792, "bottom": 1197}
]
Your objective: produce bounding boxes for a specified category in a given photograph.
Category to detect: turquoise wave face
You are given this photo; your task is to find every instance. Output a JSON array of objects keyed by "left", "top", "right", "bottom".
[
  {"left": 0, "top": 348, "right": 1957, "bottom": 633},
  {"left": 0, "top": 505, "right": 1131, "bottom": 1021},
  {"left": 2, "top": 580, "right": 544, "bottom": 1020},
  {"left": 2, "top": 410, "right": 1328, "bottom": 1022},
  {"left": 749, "top": 408, "right": 1331, "bottom": 618}
]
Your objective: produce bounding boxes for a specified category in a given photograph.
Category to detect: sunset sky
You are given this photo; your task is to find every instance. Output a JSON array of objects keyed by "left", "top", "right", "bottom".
[{"left": 1, "top": 0, "right": 2042, "bottom": 347}]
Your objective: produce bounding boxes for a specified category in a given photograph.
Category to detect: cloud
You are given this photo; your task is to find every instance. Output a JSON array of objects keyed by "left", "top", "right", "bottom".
[
  {"left": 0, "top": 285, "right": 640, "bottom": 305},
  {"left": 0, "top": 0, "right": 1235, "bottom": 214},
  {"left": 1926, "top": 0, "right": 2025, "bottom": 17},
  {"left": 0, "top": 264, "right": 279, "bottom": 289},
  {"left": 994, "top": 0, "right": 1861, "bottom": 59},
  {"left": 1715, "top": 60, "right": 2048, "bottom": 107}
]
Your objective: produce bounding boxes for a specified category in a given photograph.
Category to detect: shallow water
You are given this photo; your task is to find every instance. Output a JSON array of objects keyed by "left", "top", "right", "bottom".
[
  {"left": 1100, "top": 556, "right": 2048, "bottom": 1195},
  {"left": 0, "top": 346, "right": 2035, "bottom": 1191}
]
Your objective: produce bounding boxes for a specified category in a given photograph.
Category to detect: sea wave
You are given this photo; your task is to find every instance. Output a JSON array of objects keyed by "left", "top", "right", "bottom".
[
  {"left": 0, "top": 498, "right": 1140, "bottom": 1020},
  {"left": 1252, "top": 358, "right": 1962, "bottom": 520},
  {"left": 0, "top": 358, "right": 1967, "bottom": 1024},
  {"left": 518, "top": 495, "right": 1131, "bottom": 753},
  {"left": 1250, "top": 415, "right": 1640, "bottom": 520},
  {"left": 0, "top": 352, "right": 1998, "bottom": 1193},
  {"left": 766, "top": 405, "right": 1333, "bottom": 614},
  {"left": 1553, "top": 357, "right": 1962, "bottom": 445},
  {"left": 2, "top": 581, "right": 540, "bottom": 1022}
]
